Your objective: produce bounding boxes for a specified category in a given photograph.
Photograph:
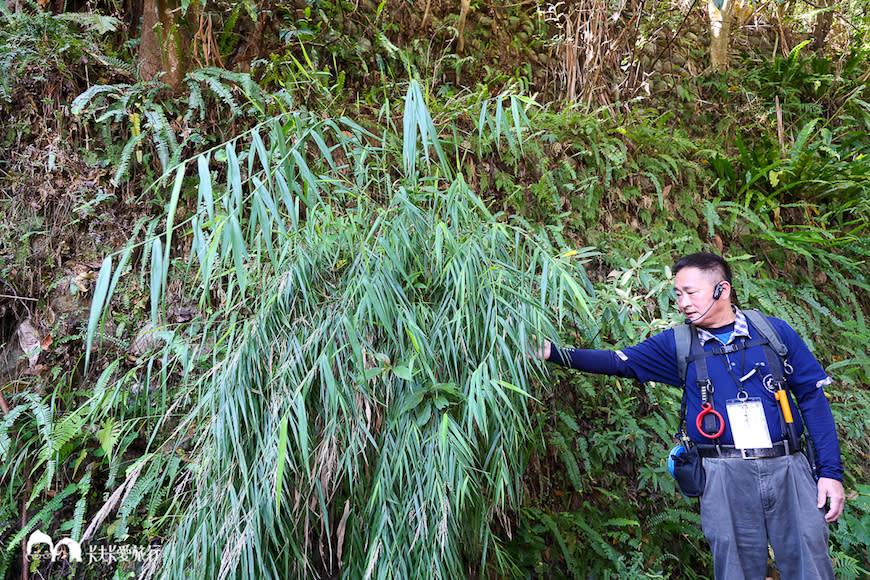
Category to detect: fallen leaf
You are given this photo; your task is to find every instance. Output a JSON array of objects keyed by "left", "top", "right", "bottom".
[{"left": 17, "top": 318, "right": 41, "bottom": 369}]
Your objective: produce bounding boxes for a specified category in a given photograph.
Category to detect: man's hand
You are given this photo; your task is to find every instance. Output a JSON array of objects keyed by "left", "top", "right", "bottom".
[
  {"left": 528, "top": 336, "right": 552, "bottom": 361},
  {"left": 817, "top": 477, "right": 845, "bottom": 522}
]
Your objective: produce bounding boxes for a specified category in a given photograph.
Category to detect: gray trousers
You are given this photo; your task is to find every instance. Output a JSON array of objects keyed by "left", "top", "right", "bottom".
[{"left": 699, "top": 453, "right": 834, "bottom": 580}]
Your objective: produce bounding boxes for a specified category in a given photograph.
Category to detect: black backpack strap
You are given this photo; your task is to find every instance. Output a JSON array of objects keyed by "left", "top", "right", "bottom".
[
  {"left": 743, "top": 309, "right": 788, "bottom": 358},
  {"left": 674, "top": 323, "right": 713, "bottom": 439},
  {"left": 674, "top": 323, "right": 692, "bottom": 389},
  {"left": 674, "top": 324, "right": 691, "bottom": 439},
  {"left": 675, "top": 323, "right": 712, "bottom": 389},
  {"left": 742, "top": 309, "right": 789, "bottom": 385},
  {"left": 689, "top": 326, "right": 710, "bottom": 391},
  {"left": 688, "top": 325, "right": 716, "bottom": 439}
]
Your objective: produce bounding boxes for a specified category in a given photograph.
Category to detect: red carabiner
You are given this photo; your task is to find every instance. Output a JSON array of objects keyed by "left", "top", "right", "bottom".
[{"left": 696, "top": 402, "right": 725, "bottom": 439}]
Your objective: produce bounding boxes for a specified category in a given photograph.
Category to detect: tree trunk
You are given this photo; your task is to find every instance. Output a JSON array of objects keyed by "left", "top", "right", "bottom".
[
  {"left": 708, "top": 0, "right": 734, "bottom": 71},
  {"left": 139, "top": 0, "right": 189, "bottom": 89},
  {"left": 457, "top": 0, "right": 471, "bottom": 55},
  {"left": 812, "top": 0, "right": 834, "bottom": 52}
]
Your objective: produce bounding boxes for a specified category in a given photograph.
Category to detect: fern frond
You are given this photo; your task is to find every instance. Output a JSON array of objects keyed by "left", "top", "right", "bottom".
[
  {"left": 189, "top": 68, "right": 241, "bottom": 116},
  {"left": 143, "top": 107, "right": 178, "bottom": 171},
  {"left": 114, "top": 132, "right": 146, "bottom": 183},
  {"left": 551, "top": 431, "right": 584, "bottom": 492},
  {"left": 114, "top": 468, "right": 160, "bottom": 540},
  {"left": 0, "top": 481, "right": 80, "bottom": 577},
  {"left": 27, "top": 465, "right": 54, "bottom": 507},
  {"left": 647, "top": 507, "right": 703, "bottom": 527},
  {"left": 185, "top": 78, "right": 205, "bottom": 122},
  {"left": 0, "top": 404, "right": 28, "bottom": 462},
  {"left": 71, "top": 471, "right": 92, "bottom": 541},
  {"left": 55, "top": 12, "right": 122, "bottom": 34},
  {"left": 96, "top": 54, "right": 137, "bottom": 76},
  {"left": 106, "top": 454, "right": 122, "bottom": 490},
  {"left": 51, "top": 408, "right": 88, "bottom": 454},
  {"left": 71, "top": 84, "right": 125, "bottom": 115},
  {"left": 20, "top": 392, "right": 51, "bottom": 435},
  {"left": 96, "top": 418, "right": 122, "bottom": 457},
  {"left": 539, "top": 511, "right": 583, "bottom": 577}
]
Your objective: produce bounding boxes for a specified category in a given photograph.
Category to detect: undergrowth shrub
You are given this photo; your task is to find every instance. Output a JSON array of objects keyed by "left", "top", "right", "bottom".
[
  {"left": 0, "top": 6, "right": 124, "bottom": 105},
  {"left": 71, "top": 68, "right": 295, "bottom": 184}
]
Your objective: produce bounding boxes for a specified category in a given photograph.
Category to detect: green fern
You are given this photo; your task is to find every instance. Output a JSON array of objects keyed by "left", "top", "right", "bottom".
[
  {"left": 189, "top": 68, "right": 242, "bottom": 116},
  {"left": 71, "top": 470, "right": 92, "bottom": 541},
  {"left": 114, "top": 468, "right": 160, "bottom": 540},
  {"left": 51, "top": 408, "right": 88, "bottom": 454},
  {"left": 551, "top": 431, "right": 585, "bottom": 493},
  {"left": 54, "top": 12, "right": 122, "bottom": 34},
  {"left": 647, "top": 506, "right": 703, "bottom": 528},
  {"left": 0, "top": 481, "right": 79, "bottom": 577},
  {"left": 539, "top": 510, "right": 583, "bottom": 577},
  {"left": 831, "top": 551, "right": 870, "bottom": 580},
  {"left": 185, "top": 78, "right": 205, "bottom": 122},
  {"left": 71, "top": 83, "right": 125, "bottom": 115},
  {"left": 114, "top": 132, "right": 146, "bottom": 183},
  {"left": 0, "top": 404, "right": 28, "bottom": 462},
  {"left": 143, "top": 107, "right": 179, "bottom": 172}
]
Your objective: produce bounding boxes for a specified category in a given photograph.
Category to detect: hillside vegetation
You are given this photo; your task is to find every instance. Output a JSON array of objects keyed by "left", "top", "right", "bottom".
[{"left": 1, "top": 0, "right": 869, "bottom": 578}]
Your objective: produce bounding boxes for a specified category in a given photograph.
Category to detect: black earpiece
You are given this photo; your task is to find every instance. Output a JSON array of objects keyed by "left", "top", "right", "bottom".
[{"left": 684, "top": 281, "right": 727, "bottom": 324}]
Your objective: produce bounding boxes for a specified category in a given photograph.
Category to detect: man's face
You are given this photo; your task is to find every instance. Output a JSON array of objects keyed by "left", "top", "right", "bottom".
[{"left": 673, "top": 266, "right": 728, "bottom": 325}]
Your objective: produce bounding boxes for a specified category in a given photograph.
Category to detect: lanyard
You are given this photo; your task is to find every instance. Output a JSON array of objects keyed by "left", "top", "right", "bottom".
[{"left": 712, "top": 338, "right": 762, "bottom": 396}]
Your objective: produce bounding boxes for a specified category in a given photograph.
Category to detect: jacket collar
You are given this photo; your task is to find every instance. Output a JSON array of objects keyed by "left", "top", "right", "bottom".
[{"left": 696, "top": 307, "right": 750, "bottom": 346}]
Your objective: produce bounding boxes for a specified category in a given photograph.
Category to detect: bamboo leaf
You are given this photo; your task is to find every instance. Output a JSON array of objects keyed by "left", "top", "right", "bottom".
[
  {"left": 150, "top": 238, "right": 163, "bottom": 327},
  {"left": 85, "top": 256, "right": 113, "bottom": 372},
  {"left": 198, "top": 153, "right": 215, "bottom": 223},
  {"left": 275, "top": 412, "right": 289, "bottom": 515},
  {"left": 163, "top": 162, "right": 186, "bottom": 294}
]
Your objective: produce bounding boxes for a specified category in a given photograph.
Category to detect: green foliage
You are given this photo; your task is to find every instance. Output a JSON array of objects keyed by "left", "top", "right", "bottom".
[
  {"left": 0, "top": 5, "right": 120, "bottom": 104},
  {"left": 831, "top": 484, "right": 870, "bottom": 578},
  {"left": 4, "top": 5, "right": 870, "bottom": 577},
  {"left": 0, "top": 392, "right": 96, "bottom": 576},
  {"left": 66, "top": 80, "right": 605, "bottom": 579},
  {"left": 71, "top": 67, "right": 294, "bottom": 183}
]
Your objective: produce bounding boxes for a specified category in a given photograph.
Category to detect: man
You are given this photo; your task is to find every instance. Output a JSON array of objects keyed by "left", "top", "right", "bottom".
[{"left": 534, "top": 252, "right": 845, "bottom": 579}]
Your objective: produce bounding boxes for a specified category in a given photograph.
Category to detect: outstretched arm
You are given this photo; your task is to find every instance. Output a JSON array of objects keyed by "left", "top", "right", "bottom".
[{"left": 527, "top": 338, "right": 639, "bottom": 378}]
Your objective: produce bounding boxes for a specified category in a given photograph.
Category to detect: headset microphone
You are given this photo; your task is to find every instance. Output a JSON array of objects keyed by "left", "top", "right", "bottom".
[{"left": 683, "top": 282, "right": 725, "bottom": 324}]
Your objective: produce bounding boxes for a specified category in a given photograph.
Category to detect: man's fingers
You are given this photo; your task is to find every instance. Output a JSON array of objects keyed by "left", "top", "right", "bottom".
[
  {"left": 825, "top": 494, "right": 845, "bottom": 522},
  {"left": 525, "top": 336, "right": 550, "bottom": 360},
  {"left": 817, "top": 478, "right": 846, "bottom": 523}
]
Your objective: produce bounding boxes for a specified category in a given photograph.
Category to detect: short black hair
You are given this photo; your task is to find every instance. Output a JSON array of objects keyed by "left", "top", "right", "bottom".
[{"left": 673, "top": 252, "right": 732, "bottom": 284}]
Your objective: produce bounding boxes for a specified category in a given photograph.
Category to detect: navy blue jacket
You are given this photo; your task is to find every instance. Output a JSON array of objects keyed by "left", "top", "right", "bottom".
[{"left": 547, "top": 315, "right": 843, "bottom": 481}]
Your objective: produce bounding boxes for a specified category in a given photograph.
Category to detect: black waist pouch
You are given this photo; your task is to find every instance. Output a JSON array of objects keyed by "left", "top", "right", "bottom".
[{"left": 673, "top": 446, "right": 706, "bottom": 497}]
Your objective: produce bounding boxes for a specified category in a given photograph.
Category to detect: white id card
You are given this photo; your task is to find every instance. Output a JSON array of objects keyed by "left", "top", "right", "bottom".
[{"left": 725, "top": 398, "right": 772, "bottom": 449}]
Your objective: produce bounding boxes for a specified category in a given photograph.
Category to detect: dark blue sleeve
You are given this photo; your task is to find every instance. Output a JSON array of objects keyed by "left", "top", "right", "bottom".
[
  {"left": 546, "top": 347, "right": 638, "bottom": 377},
  {"left": 545, "top": 328, "right": 681, "bottom": 386},
  {"left": 771, "top": 318, "right": 843, "bottom": 481},
  {"left": 616, "top": 329, "right": 681, "bottom": 386}
]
